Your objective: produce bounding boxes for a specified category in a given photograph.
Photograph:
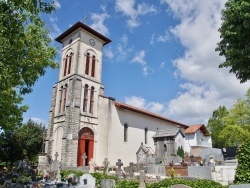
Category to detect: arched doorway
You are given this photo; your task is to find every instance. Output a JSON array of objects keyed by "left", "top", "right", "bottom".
[{"left": 77, "top": 127, "right": 94, "bottom": 166}]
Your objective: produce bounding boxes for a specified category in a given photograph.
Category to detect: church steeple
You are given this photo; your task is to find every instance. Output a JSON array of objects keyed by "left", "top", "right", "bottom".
[
  {"left": 45, "top": 22, "right": 111, "bottom": 166},
  {"left": 55, "top": 22, "right": 111, "bottom": 82}
]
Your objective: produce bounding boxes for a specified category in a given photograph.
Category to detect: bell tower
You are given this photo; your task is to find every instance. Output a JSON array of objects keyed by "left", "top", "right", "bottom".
[{"left": 45, "top": 22, "right": 111, "bottom": 167}]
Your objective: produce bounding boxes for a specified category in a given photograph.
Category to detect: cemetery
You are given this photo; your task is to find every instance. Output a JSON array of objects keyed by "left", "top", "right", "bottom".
[{"left": 1, "top": 130, "right": 250, "bottom": 188}]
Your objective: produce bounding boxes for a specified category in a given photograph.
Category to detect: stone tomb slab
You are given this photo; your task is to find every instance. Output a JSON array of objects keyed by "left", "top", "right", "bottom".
[{"left": 229, "top": 184, "right": 250, "bottom": 188}]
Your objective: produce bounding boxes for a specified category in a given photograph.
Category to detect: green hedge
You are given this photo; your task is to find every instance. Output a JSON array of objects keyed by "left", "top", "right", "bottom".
[{"left": 60, "top": 170, "right": 227, "bottom": 188}]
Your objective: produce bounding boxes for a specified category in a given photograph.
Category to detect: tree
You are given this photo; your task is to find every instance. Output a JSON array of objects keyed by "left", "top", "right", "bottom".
[
  {"left": 16, "top": 119, "right": 45, "bottom": 162},
  {"left": 0, "top": 131, "right": 23, "bottom": 165},
  {"left": 207, "top": 106, "right": 229, "bottom": 148},
  {"left": 0, "top": 120, "right": 45, "bottom": 164},
  {"left": 218, "top": 125, "right": 248, "bottom": 147},
  {"left": 0, "top": 0, "right": 58, "bottom": 131},
  {"left": 216, "top": 0, "right": 250, "bottom": 83},
  {"left": 235, "top": 140, "right": 250, "bottom": 183}
]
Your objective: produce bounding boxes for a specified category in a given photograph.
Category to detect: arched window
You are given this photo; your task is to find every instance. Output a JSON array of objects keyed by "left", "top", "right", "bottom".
[
  {"left": 91, "top": 55, "right": 95, "bottom": 77},
  {"left": 63, "top": 56, "right": 68, "bottom": 76},
  {"left": 124, "top": 124, "right": 128, "bottom": 142},
  {"left": 85, "top": 53, "right": 90, "bottom": 75},
  {"left": 145, "top": 128, "right": 148, "bottom": 144},
  {"left": 68, "top": 52, "right": 73, "bottom": 74},
  {"left": 89, "top": 87, "right": 94, "bottom": 114},
  {"left": 62, "top": 86, "right": 67, "bottom": 112},
  {"left": 83, "top": 84, "right": 89, "bottom": 112},
  {"left": 58, "top": 88, "right": 63, "bottom": 113}
]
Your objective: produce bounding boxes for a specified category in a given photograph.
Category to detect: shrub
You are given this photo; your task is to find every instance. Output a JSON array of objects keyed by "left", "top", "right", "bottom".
[
  {"left": 235, "top": 140, "right": 250, "bottom": 183},
  {"left": 16, "top": 175, "right": 32, "bottom": 184},
  {"left": 60, "top": 170, "right": 84, "bottom": 181},
  {"left": 147, "top": 178, "right": 227, "bottom": 188}
]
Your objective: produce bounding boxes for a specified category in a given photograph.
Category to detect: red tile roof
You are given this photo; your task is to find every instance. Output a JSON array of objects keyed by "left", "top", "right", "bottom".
[
  {"left": 185, "top": 124, "right": 210, "bottom": 136},
  {"left": 114, "top": 101, "right": 188, "bottom": 128}
]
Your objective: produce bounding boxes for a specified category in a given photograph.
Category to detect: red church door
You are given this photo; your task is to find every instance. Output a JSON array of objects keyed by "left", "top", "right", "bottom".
[{"left": 77, "top": 127, "right": 94, "bottom": 166}]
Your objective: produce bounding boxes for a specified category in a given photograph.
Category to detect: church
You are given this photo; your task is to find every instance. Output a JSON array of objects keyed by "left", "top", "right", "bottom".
[{"left": 44, "top": 22, "right": 188, "bottom": 167}]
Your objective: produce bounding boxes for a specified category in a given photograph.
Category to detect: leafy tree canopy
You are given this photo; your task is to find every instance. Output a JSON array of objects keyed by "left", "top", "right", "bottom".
[
  {"left": 216, "top": 0, "right": 250, "bottom": 83},
  {"left": 0, "top": 0, "right": 58, "bottom": 131},
  {"left": 208, "top": 88, "right": 250, "bottom": 147},
  {"left": 0, "top": 119, "right": 45, "bottom": 165}
]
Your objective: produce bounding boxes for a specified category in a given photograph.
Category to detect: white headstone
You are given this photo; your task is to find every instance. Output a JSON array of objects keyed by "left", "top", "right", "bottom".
[{"left": 79, "top": 173, "right": 96, "bottom": 188}]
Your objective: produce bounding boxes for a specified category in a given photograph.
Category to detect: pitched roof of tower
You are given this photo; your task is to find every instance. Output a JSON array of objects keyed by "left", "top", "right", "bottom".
[
  {"left": 114, "top": 101, "right": 188, "bottom": 128},
  {"left": 185, "top": 124, "right": 210, "bottom": 136},
  {"left": 55, "top": 21, "right": 111, "bottom": 45}
]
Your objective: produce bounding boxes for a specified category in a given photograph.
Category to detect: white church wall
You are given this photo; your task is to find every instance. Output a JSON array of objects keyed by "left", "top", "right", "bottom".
[
  {"left": 94, "top": 96, "right": 111, "bottom": 165},
  {"left": 107, "top": 103, "right": 182, "bottom": 166}
]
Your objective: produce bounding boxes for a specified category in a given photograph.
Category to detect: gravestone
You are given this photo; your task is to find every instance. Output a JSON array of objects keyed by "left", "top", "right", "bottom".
[
  {"left": 89, "top": 158, "right": 96, "bottom": 173},
  {"left": 82, "top": 153, "right": 88, "bottom": 166},
  {"left": 49, "top": 152, "right": 60, "bottom": 180},
  {"left": 127, "top": 162, "right": 135, "bottom": 179},
  {"left": 101, "top": 179, "right": 116, "bottom": 188},
  {"left": 79, "top": 173, "right": 96, "bottom": 188},
  {"left": 103, "top": 158, "right": 109, "bottom": 174},
  {"left": 138, "top": 170, "right": 146, "bottom": 188},
  {"left": 116, "top": 159, "right": 123, "bottom": 177},
  {"left": 67, "top": 173, "right": 77, "bottom": 186}
]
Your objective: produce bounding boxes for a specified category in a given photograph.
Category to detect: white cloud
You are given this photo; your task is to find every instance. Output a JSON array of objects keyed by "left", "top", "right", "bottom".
[
  {"left": 54, "top": 0, "right": 61, "bottom": 9},
  {"left": 150, "top": 31, "right": 170, "bottom": 45},
  {"left": 116, "top": 34, "right": 134, "bottom": 61},
  {"left": 90, "top": 11, "right": 109, "bottom": 36},
  {"left": 131, "top": 50, "right": 146, "bottom": 65},
  {"left": 104, "top": 47, "right": 114, "bottom": 59},
  {"left": 157, "top": 31, "right": 170, "bottom": 43},
  {"left": 158, "top": 0, "right": 250, "bottom": 125},
  {"left": 30, "top": 117, "right": 47, "bottom": 126},
  {"left": 48, "top": 16, "right": 62, "bottom": 40},
  {"left": 125, "top": 96, "right": 165, "bottom": 114},
  {"left": 115, "top": 0, "right": 157, "bottom": 28}
]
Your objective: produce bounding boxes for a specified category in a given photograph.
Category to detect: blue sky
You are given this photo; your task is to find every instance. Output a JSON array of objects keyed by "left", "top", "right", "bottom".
[{"left": 23, "top": 0, "right": 250, "bottom": 126}]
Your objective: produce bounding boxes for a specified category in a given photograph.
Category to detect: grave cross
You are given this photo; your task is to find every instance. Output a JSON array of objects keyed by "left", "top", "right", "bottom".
[
  {"left": 55, "top": 152, "right": 59, "bottom": 161},
  {"left": 138, "top": 170, "right": 146, "bottom": 188},
  {"left": 128, "top": 162, "right": 134, "bottom": 179},
  {"left": 103, "top": 158, "right": 110, "bottom": 174},
  {"left": 89, "top": 158, "right": 96, "bottom": 173},
  {"left": 116, "top": 159, "right": 123, "bottom": 176},
  {"left": 82, "top": 153, "right": 88, "bottom": 166}
]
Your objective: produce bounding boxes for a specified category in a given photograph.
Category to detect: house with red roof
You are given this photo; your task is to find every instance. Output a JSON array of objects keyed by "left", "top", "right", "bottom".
[{"left": 185, "top": 124, "right": 212, "bottom": 157}]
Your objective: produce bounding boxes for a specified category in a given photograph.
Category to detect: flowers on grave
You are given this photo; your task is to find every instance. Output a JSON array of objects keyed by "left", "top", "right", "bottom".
[
  {"left": 169, "top": 167, "right": 175, "bottom": 179},
  {"left": 94, "top": 165, "right": 104, "bottom": 171},
  {"left": 169, "top": 162, "right": 173, "bottom": 167}
]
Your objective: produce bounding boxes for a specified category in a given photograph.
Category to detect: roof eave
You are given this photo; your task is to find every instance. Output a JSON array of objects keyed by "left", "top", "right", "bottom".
[
  {"left": 55, "top": 21, "right": 111, "bottom": 45},
  {"left": 115, "top": 101, "right": 188, "bottom": 128}
]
